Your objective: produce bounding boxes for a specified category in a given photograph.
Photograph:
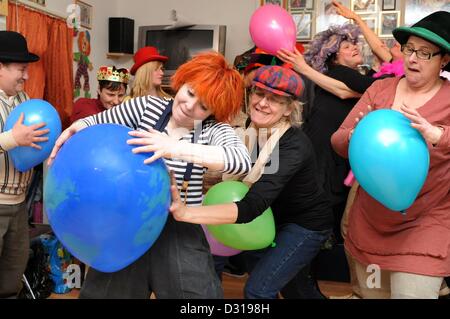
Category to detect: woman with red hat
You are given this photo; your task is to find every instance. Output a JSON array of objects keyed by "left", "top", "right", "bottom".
[{"left": 127, "top": 46, "right": 171, "bottom": 99}]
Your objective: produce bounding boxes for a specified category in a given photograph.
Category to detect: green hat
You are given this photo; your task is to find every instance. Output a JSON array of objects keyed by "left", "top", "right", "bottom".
[{"left": 393, "top": 11, "right": 449, "bottom": 71}]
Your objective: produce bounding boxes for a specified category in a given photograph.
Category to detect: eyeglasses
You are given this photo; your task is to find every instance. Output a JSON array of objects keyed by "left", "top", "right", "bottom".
[
  {"left": 250, "top": 87, "right": 290, "bottom": 107},
  {"left": 401, "top": 44, "right": 442, "bottom": 60}
]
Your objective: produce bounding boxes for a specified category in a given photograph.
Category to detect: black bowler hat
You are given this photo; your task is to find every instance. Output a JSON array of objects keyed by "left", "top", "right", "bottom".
[
  {"left": 393, "top": 11, "right": 449, "bottom": 71},
  {"left": 0, "top": 31, "right": 40, "bottom": 63}
]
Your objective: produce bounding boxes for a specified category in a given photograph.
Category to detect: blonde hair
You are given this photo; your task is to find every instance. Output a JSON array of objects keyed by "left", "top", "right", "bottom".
[
  {"left": 130, "top": 61, "right": 171, "bottom": 98},
  {"left": 288, "top": 99, "right": 303, "bottom": 126}
]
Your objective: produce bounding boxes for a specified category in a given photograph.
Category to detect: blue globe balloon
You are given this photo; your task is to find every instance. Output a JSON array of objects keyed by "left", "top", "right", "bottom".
[
  {"left": 349, "top": 109, "right": 429, "bottom": 212},
  {"left": 5, "top": 99, "right": 62, "bottom": 172},
  {"left": 44, "top": 124, "right": 171, "bottom": 273}
]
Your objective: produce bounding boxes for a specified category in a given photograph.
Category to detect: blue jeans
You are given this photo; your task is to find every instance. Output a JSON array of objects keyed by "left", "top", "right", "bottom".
[{"left": 243, "top": 223, "right": 331, "bottom": 299}]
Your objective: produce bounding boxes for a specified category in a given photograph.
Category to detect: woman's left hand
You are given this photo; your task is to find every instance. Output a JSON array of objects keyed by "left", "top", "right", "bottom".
[
  {"left": 400, "top": 105, "right": 444, "bottom": 145},
  {"left": 128, "top": 128, "right": 179, "bottom": 164},
  {"left": 332, "top": 0, "right": 358, "bottom": 20},
  {"left": 169, "top": 171, "right": 188, "bottom": 222}
]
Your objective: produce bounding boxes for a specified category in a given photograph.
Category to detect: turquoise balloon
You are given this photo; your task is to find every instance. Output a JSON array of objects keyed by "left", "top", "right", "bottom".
[
  {"left": 204, "top": 181, "right": 275, "bottom": 250},
  {"left": 5, "top": 99, "right": 62, "bottom": 172},
  {"left": 349, "top": 109, "right": 429, "bottom": 212}
]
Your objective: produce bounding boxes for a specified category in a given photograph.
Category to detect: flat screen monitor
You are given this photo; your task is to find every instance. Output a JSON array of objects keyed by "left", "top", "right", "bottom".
[{"left": 138, "top": 25, "right": 226, "bottom": 85}]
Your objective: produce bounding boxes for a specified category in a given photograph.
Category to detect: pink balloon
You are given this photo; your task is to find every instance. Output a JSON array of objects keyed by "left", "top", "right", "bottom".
[
  {"left": 249, "top": 4, "right": 296, "bottom": 55},
  {"left": 201, "top": 225, "right": 241, "bottom": 257}
]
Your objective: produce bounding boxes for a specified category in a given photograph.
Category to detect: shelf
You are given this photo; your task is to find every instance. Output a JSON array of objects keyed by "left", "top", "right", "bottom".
[{"left": 106, "top": 52, "right": 133, "bottom": 59}]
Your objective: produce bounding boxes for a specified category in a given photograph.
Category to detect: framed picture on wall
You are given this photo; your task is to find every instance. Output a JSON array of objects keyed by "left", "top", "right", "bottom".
[
  {"left": 289, "top": 0, "right": 314, "bottom": 10},
  {"left": 0, "top": 0, "right": 8, "bottom": 16},
  {"left": 382, "top": 0, "right": 396, "bottom": 11},
  {"left": 260, "top": 0, "right": 288, "bottom": 8},
  {"left": 361, "top": 16, "right": 377, "bottom": 33},
  {"left": 318, "top": 0, "right": 351, "bottom": 16},
  {"left": 292, "top": 11, "right": 313, "bottom": 40},
  {"left": 359, "top": 38, "right": 375, "bottom": 69},
  {"left": 379, "top": 11, "right": 400, "bottom": 37},
  {"left": 351, "top": 0, "right": 377, "bottom": 14},
  {"left": 76, "top": 0, "right": 92, "bottom": 29},
  {"left": 315, "top": 0, "right": 350, "bottom": 33}
]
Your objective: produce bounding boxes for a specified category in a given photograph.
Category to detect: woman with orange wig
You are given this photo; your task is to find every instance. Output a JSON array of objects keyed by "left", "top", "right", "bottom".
[{"left": 49, "top": 51, "right": 251, "bottom": 299}]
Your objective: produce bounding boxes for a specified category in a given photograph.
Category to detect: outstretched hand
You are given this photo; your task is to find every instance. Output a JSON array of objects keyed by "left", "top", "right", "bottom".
[
  {"left": 47, "top": 125, "right": 78, "bottom": 166},
  {"left": 400, "top": 105, "right": 444, "bottom": 145},
  {"left": 332, "top": 0, "right": 357, "bottom": 20},
  {"left": 168, "top": 171, "right": 187, "bottom": 222},
  {"left": 127, "top": 128, "right": 180, "bottom": 165},
  {"left": 277, "top": 47, "right": 308, "bottom": 74},
  {"left": 12, "top": 113, "right": 49, "bottom": 150}
]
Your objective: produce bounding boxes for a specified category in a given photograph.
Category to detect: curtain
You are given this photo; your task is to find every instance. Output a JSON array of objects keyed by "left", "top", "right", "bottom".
[
  {"left": 7, "top": 3, "right": 73, "bottom": 129},
  {"left": 44, "top": 19, "right": 74, "bottom": 129}
]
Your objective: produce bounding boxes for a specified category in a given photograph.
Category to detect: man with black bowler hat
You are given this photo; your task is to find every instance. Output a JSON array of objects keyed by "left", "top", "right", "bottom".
[{"left": 0, "top": 31, "right": 48, "bottom": 298}]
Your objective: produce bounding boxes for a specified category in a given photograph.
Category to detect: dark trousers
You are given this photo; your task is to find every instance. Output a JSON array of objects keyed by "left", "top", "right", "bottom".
[
  {"left": 80, "top": 216, "right": 223, "bottom": 299},
  {"left": 0, "top": 202, "right": 29, "bottom": 298}
]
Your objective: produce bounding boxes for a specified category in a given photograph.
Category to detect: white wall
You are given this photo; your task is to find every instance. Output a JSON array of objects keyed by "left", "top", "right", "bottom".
[
  {"left": 13, "top": 0, "right": 260, "bottom": 94},
  {"left": 114, "top": 0, "right": 260, "bottom": 68}
]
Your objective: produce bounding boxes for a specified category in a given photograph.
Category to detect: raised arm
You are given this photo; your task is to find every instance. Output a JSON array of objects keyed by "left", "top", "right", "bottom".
[
  {"left": 332, "top": 0, "right": 392, "bottom": 63},
  {"left": 278, "top": 48, "right": 361, "bottom": 99}
]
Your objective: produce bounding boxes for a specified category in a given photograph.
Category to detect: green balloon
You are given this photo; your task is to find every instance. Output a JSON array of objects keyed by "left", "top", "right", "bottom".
[{"left": 204, "top": 181, "right": 275, "bottom": 250}]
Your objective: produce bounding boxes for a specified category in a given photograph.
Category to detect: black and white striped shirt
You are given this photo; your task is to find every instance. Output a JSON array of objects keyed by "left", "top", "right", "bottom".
[
  {"left": 82, "top": 96, "right": 251, "bottom": 206},
  {"left": 0, "top": 91, "right": 33, "bottom": 204}
]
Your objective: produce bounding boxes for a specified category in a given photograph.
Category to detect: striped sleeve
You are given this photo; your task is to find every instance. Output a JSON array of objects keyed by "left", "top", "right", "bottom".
[
  {"left": 81, "top": 96, "right": 151, "bottom": 129},
  {"left": 207, "top": 122, "right": 251, "bottom": 175}
]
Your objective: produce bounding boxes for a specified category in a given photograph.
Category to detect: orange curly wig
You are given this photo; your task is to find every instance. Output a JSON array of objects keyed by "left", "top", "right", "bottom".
[{"left": 171, "top": 51, "right": 244, "bottom": 123}]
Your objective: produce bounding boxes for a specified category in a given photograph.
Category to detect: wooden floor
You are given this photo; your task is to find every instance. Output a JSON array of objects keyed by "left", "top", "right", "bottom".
[{"left": 49, "top": 275, "right": 352, "bottom": 299}]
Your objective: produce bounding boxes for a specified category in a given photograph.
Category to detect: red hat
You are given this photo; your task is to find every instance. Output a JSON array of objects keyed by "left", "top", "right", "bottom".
[
  {"left": 295, "top": 42, "right": 305, "bottom": 54},
  {"left": 244, "top": 48, "right": 284, "bottom": 75},
  {"left": 130, "top": 46, "right": 168, "bottom": 75}
]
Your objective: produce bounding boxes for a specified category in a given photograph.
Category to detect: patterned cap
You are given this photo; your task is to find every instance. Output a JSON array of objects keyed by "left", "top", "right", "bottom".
[
  {"left": 252, "top": 65, "right": 303, "bottom": 98},
  {"left": 97, "top": 66, "right": 130, "bottom": 84}
]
